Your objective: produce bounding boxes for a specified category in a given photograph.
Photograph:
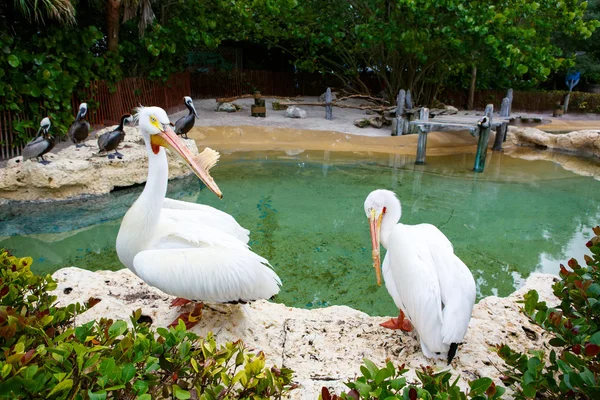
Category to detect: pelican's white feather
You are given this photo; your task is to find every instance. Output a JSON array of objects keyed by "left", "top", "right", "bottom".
[
  {"left": 116, "top": 105, "right": 280, "bottom": 304},
  {"left": 364, "top": 189, "right": 476, "bottom": 361},
  {"left": 134, "top": 247, "right": 280, "bottom": 303}
]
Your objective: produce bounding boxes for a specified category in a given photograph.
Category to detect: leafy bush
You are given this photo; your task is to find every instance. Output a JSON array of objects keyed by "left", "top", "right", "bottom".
[
  {"left": 321, "top": 358, "right": 503, "bottom": 400},
  {"left": 497, "top": 226, "right": 600, "bottom": 399},
  {"left": 0, "top": 250, "right": 293, "bottom": 399}
]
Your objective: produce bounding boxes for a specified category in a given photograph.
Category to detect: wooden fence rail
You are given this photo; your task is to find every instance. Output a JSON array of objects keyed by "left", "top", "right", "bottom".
[{"left": 439, "top": 88, "right": 600, "bottom": 113}]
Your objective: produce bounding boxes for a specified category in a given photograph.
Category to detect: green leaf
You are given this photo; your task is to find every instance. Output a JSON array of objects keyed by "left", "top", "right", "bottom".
[
  {"left": 517, "top": 64, "right": 528, "bottom": 74},
  {"left": 522, "top": 383, "right": 536, "bottom": 398},
  {"left": 88, "top": 390, "right": 107, "bottom": 400},
  {"left": 363, "top": 358, "right": 379, "bottom": 377},
  {"left": 524, "top": 290, "right": 539, "bottom": 315},
  {"left": 7, "top": 55, "right": 19, "bottom": 68},
  {"left": 590, "top": 331, "right": 600, "bottom": 345},
  {"left": 133, "top": 380, "right": 149, "bottom": 395},
  {"left": 468, "top": 377, "right": 492, "bottom": 396},
  {"left": 48, "top": 379, "right": 73, "bottom": 396},
  {"left": 108, "top": 320, "right": 127, "bottom": 338},
  {"left": 173, "top": 385, "right": 191, "bottom": 399},
  {"left": 121, "top": 364, "right": 136, "bottom": 383},
  {"left": 374, "top": 367, "right": 392, "bottom": 384}
]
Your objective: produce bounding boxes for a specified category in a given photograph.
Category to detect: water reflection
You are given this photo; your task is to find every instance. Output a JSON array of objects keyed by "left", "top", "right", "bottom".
[{"left": 0, "top": 150, "right": 599, "bottom": 316}]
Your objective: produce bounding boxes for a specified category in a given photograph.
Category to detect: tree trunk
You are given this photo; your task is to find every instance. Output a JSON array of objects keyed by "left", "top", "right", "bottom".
[
  {"left": 467, "top": 64, "right": 477, "bottom": 110},
  {"left": 107, "top": 0, "right": 121, "bottom": 52}
]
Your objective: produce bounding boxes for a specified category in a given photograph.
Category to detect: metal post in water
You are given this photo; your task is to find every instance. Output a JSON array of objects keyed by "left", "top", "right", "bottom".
[
  {"left": 473, "top": 104, "right": 493, "bottom": 172},
  {"left": 325, "top": 87, "right": 333, "bottom": 120}
]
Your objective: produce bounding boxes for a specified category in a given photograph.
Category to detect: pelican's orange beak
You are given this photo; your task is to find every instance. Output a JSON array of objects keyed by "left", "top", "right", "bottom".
[
  {"left": 151, "top": 123, "right": 223, "bottom": 199},
  {"left": 369, "top": 208, "right": 383, "bottom": 286}
]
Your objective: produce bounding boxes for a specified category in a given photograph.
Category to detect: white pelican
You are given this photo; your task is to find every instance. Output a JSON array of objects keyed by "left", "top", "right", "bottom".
[
  {"left": 364, "top": 189, "right": 476, "bottom": 363},
  {"left": 116, "top": 106, "right": 281, "bottom": 328}
]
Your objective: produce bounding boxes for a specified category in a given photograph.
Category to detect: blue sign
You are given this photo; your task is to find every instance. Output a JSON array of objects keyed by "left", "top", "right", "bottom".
[{"left": 566, "top": 71, "right": 581, "bottom": 91}]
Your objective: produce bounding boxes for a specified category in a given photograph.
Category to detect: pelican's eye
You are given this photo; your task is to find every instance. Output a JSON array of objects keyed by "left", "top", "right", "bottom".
[
  {"left": 150, "top": 116, "right": 157, "bottom": 123},
  {"left": 383, "top": 207, "right": 387, "bottom": 214}
]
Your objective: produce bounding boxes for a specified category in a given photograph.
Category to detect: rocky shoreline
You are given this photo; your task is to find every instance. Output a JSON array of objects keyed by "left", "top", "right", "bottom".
[
  {"left": 506, "top": 126, "right": 600, "bottom": 159},
  {"left": 0, "top": 126, "right": 197, "bottom": 202},
  {"left": 52, "top": 267, "right": 559, "bottom": 399}
]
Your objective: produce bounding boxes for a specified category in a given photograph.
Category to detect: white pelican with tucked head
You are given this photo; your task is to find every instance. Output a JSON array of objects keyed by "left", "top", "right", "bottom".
[
  {"left": 364, "top": 189, "right": 476, "bottom": 363},
  {"left": 116, "top": 106, "right": 281, "bottom": 328}
]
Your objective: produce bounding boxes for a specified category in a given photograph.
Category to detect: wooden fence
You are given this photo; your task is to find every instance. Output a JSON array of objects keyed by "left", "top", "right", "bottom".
[
  {"left": 190, "top": 69, "right": 327, "bottom": 98},
  {"left": 439, "top": 88, "right": 600, "bottom": 113},
  {"left": 73, "top": 72, "right": 191, "bottom": 126},
  {"left": 1, "top": 72, "right": 191, "bottom": 160}
]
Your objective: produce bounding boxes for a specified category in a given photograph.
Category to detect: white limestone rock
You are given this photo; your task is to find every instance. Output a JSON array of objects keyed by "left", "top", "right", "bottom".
[
  {"left": 285, "top": 106, "right": 307, "bottom": 119},
  {"left": 214, "top": 102, "right": 241, "bottom": 112},
  {"left": 0, "top": 126, "right": 198, "bottom": 202},
  {"left": 507, "top": 127, "right": 600, "bottom": 158},
  {"left": 51, "top": 267, "right": 558, "bottom": 399}
]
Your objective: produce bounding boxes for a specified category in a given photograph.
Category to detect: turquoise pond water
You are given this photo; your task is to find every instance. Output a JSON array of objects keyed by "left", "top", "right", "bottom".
[{"left": 1, "top": 149, "right": 599, "bottom": 317}]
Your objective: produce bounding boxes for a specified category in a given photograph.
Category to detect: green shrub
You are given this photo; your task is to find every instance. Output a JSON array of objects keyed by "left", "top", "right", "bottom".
[
  {"left": 0, "top": 250, "right": 293, "bottom": 399},
  {"left": 321, "top": 358, "right": 503, "bottom": 400},
  {"left": 497, "top": 226, "right": 600, "bottom": 399}
]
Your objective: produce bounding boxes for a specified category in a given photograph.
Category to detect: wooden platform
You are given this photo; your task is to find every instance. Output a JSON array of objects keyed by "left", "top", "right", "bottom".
[{"left": 406, "top": 107, "right": 509, "bottom": 172}]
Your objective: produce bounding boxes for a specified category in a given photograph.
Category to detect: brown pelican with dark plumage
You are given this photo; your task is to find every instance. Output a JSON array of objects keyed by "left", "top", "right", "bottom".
[
  {"left": 174, "top": 96, "right": 199, "bottom": 139},
  {"left": 22, "top": 117, "right": 55, "bottom": 165},
  {"left": 97, "top": 113, "right": 133, "bottom": 159},
  {"left": 68, "top": 103, "right": 90, "bottom": 147}
]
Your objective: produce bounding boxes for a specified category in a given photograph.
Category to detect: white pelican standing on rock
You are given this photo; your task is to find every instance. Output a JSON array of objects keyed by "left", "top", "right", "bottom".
[
  {"left": 116, "top": 106, "right": 281, "bottom": 328},
  {"left": 364, "top": 189, "right": 476, "bottom": 363}
]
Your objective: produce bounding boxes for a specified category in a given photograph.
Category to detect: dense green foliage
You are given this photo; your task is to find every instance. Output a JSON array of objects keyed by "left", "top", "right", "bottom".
[
  {"left": 497, "top": 227, "right": 600, "bottom": 399},
  {"left": 555, "top": 0, "right": 600, "bottom": 86},
  {"left": 321, "top": 359, "right": 503, "bottom": 400},
  {"left": 0, "top": 0, "right": 598, "bottom": 147},
  {"left": 263, "top": 0, "right": 599, "bottom": 102},
  {"left": 0, "top": 251, "right": 293, "bottom": 399},
  {"left": 0, "top": 0, "right": 277, "bottom": 145}
]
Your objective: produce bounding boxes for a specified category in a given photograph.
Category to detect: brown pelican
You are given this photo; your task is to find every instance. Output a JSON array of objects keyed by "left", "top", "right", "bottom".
[
  {"left": 174, "top": 96, "right": 199, "bottom": 139},
  {"left": 98, "top": 114, "right": 133, "bottom": 159},
  {"left": 364, "top": 189, "right": 476, "bottom": 363},
  {"left": 116, "top": 106, "right": 281, "bottom": 329},
  {"left": 22, "top": 117, "right": 55, "bottom": 165},
  {"left": 68, "top": 103, "right": 90, "bottom": 147}
]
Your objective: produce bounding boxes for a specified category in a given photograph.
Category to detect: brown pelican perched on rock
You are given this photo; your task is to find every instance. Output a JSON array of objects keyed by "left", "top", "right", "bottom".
[
  {"left": 22, "top": 117, "right": 55, "bottom": 165},
  {"left": 174, "top": 96, "right": 199, "bottom": 139},
  {"left": 68, "top": 103, "right": 90, "bottom": 147},
  {"left": 98, "top": 113, "right": 133, "bottom": 159}
]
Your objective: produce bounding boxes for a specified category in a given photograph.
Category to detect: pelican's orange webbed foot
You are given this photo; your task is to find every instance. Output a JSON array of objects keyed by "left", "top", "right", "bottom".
[
  {"left": 171, "top": 297, "right": 192, "bottom": 307},
  {"left": 168, "top": 303, "right": 204, "bottom": 330},
  {"left": 380, "top": 310, "right": 413, "bottom": 331}
]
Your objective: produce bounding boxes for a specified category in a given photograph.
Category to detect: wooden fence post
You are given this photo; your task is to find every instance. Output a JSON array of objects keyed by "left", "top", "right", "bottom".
[
  {"left": 325, "top": 87, "right": 333, "bottom": 120},
  {"left": 500, "top": 97, "right": 510, "bottom": 117},
  {"left": 405, "top": 89, "right": 413, "bottom": 109},
  {"left": 473, "top": 104, "right": 493, "bottom": 172},
  {"left": 507, "top": 88, "right": 513, "bottom": 116},
  {"left": 415, "top": 107, "right": 430, "bottom": 165},
  {"left": 392, "top": 89, "right": 406, "bottom": 136},
  {"left": 492, "top": 122, "right": 508, "bottom": 151}
]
